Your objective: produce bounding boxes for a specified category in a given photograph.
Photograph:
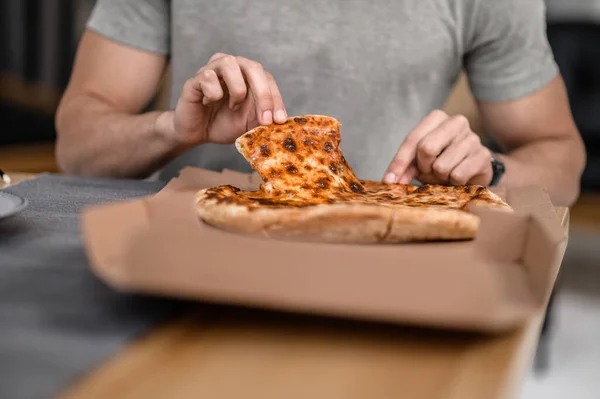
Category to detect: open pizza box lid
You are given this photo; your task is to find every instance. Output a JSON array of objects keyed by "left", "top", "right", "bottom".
[{"left": 81, "top": 167, "right": 570, "bottom": 333}]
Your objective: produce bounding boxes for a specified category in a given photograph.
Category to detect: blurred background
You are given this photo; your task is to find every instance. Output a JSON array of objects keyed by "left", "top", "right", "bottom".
[
  {"left": 3, "top": 0, "right": 600, "bottom": 188},
  {"left": 0, "top": 0, "right": 168, "bottom": 172},
  {"left": 0, "top": 1, "right": 599, "bottom": 398},
  {"left": 1, "top": 0, "right": 87, "bottom": 171}
]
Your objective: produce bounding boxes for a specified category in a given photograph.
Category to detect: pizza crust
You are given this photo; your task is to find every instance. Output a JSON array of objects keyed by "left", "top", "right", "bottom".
[
  {"left": 195, "top": 190, "right": 480, "bottom": 244},
  {"left": 384, "top": 207, "right": 479, "bottom": 242},
  {"left": 466, "top": 190, "right": 513, "bottom": 212}
]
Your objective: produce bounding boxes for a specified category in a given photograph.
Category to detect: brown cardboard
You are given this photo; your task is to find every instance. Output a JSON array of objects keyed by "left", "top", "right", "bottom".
[{"left": 81, "top": 167, "right": 569, "bottom": 333}]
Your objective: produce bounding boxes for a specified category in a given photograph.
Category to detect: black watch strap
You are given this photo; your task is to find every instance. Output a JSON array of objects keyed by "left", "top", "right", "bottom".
[{"left": 489, "top": 153, "right": 505, "bottom": 186}]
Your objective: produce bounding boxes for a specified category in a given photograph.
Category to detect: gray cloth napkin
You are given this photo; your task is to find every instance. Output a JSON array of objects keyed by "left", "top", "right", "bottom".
[{"left": 0, "top": 174, "right": 186, "bottom": 399}]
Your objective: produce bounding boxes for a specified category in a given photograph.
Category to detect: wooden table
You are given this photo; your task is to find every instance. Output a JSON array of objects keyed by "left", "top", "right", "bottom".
[
  {"left": 0, "top": 143, "right": 58, "bottom": 174},
  {"left": 5, "top": 172, "right": 37, "bottom": 185},
  {"left": 53, "top": 308, "right": 550, "bottom": 399},
  {"left": 6, "top": 173, "right": 567, "bottom": 399}
]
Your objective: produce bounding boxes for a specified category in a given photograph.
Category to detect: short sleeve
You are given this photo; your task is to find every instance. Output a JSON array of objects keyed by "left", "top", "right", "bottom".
[
  {"left": 86, "top": 0, "right": 170, "bottom": 55},
  {"left": 463, "top": 0, "right": 559, "bottom": 103}
]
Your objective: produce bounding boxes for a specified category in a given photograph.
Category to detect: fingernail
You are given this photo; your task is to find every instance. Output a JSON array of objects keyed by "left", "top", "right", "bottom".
[
  {"left": 274, "top": 109, "right": 286, "bottom": 123},
  {"left": 384, "top": 172, "right": 397, "bottom": 184},
  {"left": 262, "top": 110, "right": 273, "bottom": 124}
]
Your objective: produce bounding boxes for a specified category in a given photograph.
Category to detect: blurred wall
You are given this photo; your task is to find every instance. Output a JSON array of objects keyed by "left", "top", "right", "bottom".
[
  {"left": 0, "top": 0, "right": 96, "bottom": 145},
  {"left": 546, "top": 0, "right": 600, "bottom": 23},
  {"left": 0, "top": 0, "right": 95, "bottom": 91}
]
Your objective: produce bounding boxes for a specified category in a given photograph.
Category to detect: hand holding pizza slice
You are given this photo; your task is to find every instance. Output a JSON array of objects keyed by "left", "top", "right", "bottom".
[
  {"left": 167, "top": 53, "right": 288, "bottom": 153},
  {"left": 195, "top": 115, "right": 512, "bottom": 244}
]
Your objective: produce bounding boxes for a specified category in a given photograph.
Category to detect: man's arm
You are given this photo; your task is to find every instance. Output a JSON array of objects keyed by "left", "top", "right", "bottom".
[
  {"left": 57, "top": 30, "right": 286, "bottom": 179},
  {"left": 55, "top": 30, "right": 176, "bottom": 178},
  {"left": 465, "top": 0, "right": 586, "bottom": 205},
  {"left": 383, "top": 0, "right": 585, "bottom": 206},
  {"left": 481, "top": 75, "right": 586, "bottom": 206},
  {"left": 382, "top": 76, "right": 585, "bottom": 207}
]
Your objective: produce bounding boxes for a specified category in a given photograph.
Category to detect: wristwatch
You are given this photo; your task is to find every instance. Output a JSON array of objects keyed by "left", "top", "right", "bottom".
[{"left": 489, "top": 153, "right": 505, "bottom": 186}]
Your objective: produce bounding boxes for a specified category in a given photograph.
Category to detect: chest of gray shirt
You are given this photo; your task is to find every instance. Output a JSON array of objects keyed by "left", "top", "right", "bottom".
[{"left": 86, "top": 0, "right": 558, "bottom": 181}]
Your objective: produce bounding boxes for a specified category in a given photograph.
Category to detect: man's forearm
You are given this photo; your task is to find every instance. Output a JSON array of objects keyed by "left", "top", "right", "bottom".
[
  {"left": 55, "top": 95, "right": 179, "bottom": 178},
  {"left": 496, "top": 137, "right": 586, "bottom": 206}
]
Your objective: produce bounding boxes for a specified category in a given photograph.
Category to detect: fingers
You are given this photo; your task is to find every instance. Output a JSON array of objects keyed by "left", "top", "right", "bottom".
[
  {"left": 237, "top": 57, "right": 283, "bottom": 125},
  {"left": 416, "top": 115, "right": 470, "bottom": 175},
  {"left": 197, "top": 70, "right": 224, "bottom": 106},
  {"left": 190, "top": 53, "right": 286, "bottom": 125},
  {"left": 266, "top": 72, "right": 287, "bottom": 123},
  {"left": 384, "top": 109, "right": 492, "bottom": 186},
  {"left": 208, "top": 52, "right": 228, "bottom": 63},
  {"left": 182, "top": 56, "right": 246, "bottom": 108},
  {"left": 206, "top": 55, "right": 248, "bottom": 110},
  {"left": 180, "top": 70, "right": 225, "bottom": 107},
  {"left": 430, "top": 133, "right": 480, "bottom": 182},
  {"left": 397, "top": 163, "right": 418, "bottom": 184},
  {"left": 447, "top": 147, "right": 492, "bottom": 186},
  {"left": 383, "top": 110, "right": 447, "bottom": 183}
]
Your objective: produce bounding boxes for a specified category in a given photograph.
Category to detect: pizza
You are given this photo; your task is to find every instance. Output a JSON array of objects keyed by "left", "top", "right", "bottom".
[{"left": 195, "top": 115, "right": 512, "bottom": 243}]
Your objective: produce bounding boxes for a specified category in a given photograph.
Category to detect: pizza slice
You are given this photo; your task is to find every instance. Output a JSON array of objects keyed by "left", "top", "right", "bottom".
[
  {"left": 195, "top": 115, "right": 513, "bottom": 243},
  {"left": 235, "top": 115, "right": 365, "bottom": 200}
]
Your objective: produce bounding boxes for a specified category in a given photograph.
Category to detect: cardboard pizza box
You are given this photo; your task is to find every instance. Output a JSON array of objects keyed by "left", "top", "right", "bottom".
[{"left": 81, "top": 167, "right": 569, "bottom": 333}]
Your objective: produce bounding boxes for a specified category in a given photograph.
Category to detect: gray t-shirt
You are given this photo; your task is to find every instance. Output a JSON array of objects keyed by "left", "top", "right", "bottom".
[{"left": 86, "top": 0, "right": 558, "bottom": 182}]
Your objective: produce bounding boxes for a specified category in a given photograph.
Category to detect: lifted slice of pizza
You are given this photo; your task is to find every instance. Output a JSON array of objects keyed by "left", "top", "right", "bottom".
[
  {"left": 195, "top": 115, "right": 512, "bottom": 243},
  {"left": 234, "top": 115, "right": 365, "bottom": 200}
]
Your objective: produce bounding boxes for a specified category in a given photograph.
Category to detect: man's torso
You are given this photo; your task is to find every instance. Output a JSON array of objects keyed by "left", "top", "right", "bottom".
[{"left": 160, "top": 0, "right": 467, "bottom": 181}]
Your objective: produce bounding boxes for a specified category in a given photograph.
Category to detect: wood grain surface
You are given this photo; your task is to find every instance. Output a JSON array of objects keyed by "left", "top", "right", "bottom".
[
  {"left": 0, "top": 143, "right": 58, "bottom": 174},
  {"left": 55, "top": 307, "right": 546, "bottom": 399}
]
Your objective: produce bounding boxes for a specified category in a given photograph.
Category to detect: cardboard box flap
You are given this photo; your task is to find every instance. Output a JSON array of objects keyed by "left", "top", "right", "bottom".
[
  {"left": 523, "top": 216, "right": 569, "bottom": 305},
  {"left": 470, "top": 186, "right": 567, "bottom": 308},
  {"left": 81, "top": 168, "right": 569, "bottom": 333},
  {"left": 506, "top": 186, "right": 566, "bottom": 244},
  {"left": 507, "top": 186, "right": 568, "bottom": 305},
  {"left": 470, "top": 208, "right": 528, "bottom": 264},
  {"left": 81, "top": 199, "right": 150, "bottom": 289}
]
